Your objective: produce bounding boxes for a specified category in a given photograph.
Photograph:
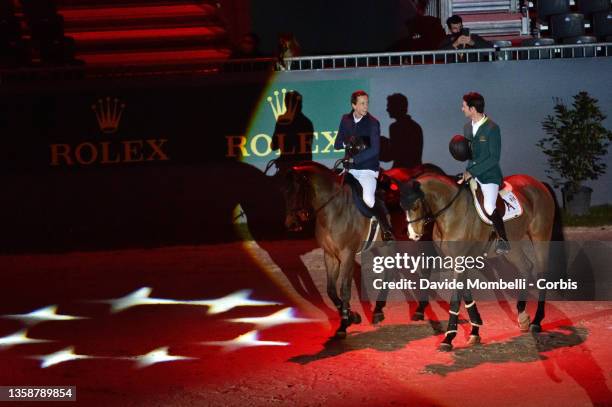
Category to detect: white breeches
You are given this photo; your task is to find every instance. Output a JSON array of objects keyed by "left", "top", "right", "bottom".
[
  {"left": 477, "top": 178, "right": 499, "bottom": 216},
  {"left": 349, "top": 169, "right": 379, "bottom": 208}
]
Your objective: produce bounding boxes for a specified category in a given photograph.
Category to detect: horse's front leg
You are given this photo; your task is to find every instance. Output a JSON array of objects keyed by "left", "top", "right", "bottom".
[
  {"left": 440, "top": 287, "right": 462, "bottom": 351},
  {"left": 463, "top": 288, "right": 482, "bottom": 345},
  {"left": 411, "top": 240, "right": 437, "bottom": 321},
  {"left": 412, "top": 260, "right": 433, "bottom": 321},
  {"left": 323, "top": 251, "right": 342, "bottom": 315},
  {"left": 372, "top": 266, "right": 392, "bottom": 324},
  {"left": 335, "top": 249, "right": 361, "bottom": 338}
]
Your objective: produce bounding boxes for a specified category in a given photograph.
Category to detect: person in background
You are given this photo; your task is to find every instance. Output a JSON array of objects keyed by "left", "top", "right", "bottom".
[
  {"left": 276, "top": 32, "right": 301, "bottom": 70},
  {"left": 439, "top": 15, "right": 492, "bottom": 51},
  {"left": 230, "top": 32, "right": 263, "bottom": 59},
  {"left": 389, "top": 0, "right": 446, "bottom": 52}
]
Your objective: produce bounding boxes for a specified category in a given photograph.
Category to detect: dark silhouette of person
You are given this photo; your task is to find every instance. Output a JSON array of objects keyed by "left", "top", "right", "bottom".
[
  {"left": 388, "top": 0, "right": 446, "bottom": 53},
  {"left": 229, "top": 32, "right": 263, "bottom": 59},
  {"left": 271, "top": 90, "right": 314, "bottom": 175},
  {"left": 381, "top": 93, "right": 423, "bottom": 169}
]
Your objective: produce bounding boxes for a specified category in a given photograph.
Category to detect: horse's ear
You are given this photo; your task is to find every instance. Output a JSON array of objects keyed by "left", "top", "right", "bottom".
[{"left": 399, "top": 180, "right": 420, "bottom": 194}]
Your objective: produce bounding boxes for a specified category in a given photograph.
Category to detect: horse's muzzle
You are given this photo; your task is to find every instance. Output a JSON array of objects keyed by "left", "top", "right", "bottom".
[
  {"left": 285, "top": 209, "right": 312, "bottom": 232},
  {"left": 286, "top": 221, "right": 303, "bottom": 232}
]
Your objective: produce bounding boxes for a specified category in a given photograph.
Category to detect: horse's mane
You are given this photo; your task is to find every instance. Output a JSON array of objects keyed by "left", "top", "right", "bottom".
[
  {"left": 411, "top": 172, "right": 466, "bottom": 203},
  {"left": 385, "top": 163, "right": 448, "bottom": 183},
  {"left": 416, "top": 172, "right": 457, "bottom": 186}
]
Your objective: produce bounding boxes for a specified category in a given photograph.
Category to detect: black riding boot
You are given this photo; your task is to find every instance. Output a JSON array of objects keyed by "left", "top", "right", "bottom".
[
  {"left": 489, "top": 209, "right": 510, "bottom": 254},
  {"left": 373, "top": 199, "right": 395, "bottom": 241}
]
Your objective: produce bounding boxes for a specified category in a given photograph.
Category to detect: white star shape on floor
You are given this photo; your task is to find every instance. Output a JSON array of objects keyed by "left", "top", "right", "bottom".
[
  {"left": 190, "top": 290, "right": 280, "bottom": 315},
  {"left": 94, "top": 287, "right": 279, "bottom": 314},
  {"left": 228, "top": 307, "right": 315, "bottom": 329},
  {"left": 3, "top": 305, "right": 87, "bottom": 326},
  {"left": 122, "top": 347, "right": 196, "bottom": 368},
  {"left": 202, "top": 330, "right": 289, "bottom": 352},
  {"left": 34, "top": 347, "right": 94, "bottom": 368},
  {"left": 91, "top": 287, "right": 178, "bottom": 313},
  {"left": 0, "top": 330, "right": 51, "bottom": 348},
  {"left": 31, "top": 346, "right": 195, "bottom": 369}
]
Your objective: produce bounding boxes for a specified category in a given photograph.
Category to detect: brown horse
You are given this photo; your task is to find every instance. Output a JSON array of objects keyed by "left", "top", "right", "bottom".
[
  {"left": 399, "top": 173, "right": 556, "bottom": 351},
  {"left": 284, "top": 162, "right": 443, "bottom": 337}
]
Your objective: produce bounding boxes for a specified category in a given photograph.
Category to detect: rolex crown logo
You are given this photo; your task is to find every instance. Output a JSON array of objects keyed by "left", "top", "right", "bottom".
[
  {"left": 92, "top": 97, "right": 126, "bottom": 134},
  {"left": 267, "top": 89, "right": 287, "bottom": 121}
]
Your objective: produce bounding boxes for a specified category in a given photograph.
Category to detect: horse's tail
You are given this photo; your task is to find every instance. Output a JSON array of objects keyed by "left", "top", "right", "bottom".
[
  {"left": 542, "top": 182, "right": 564, "bottom": 242},
  {"left": 543, "top": 182, "right": 567, "bottom": 280}
]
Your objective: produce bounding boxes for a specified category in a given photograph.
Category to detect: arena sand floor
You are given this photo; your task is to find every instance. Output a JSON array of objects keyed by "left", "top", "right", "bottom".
[{"left": 0, "top": 228, "right": 611, "bottom": 406}]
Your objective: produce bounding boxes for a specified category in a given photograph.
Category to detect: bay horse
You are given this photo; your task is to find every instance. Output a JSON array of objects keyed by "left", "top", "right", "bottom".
[
  {"left": 284, "top": 161, "right": 444, "bottom": 338},
  {"left": 399, "top": 173, "right": 556, "bottom": 351}
]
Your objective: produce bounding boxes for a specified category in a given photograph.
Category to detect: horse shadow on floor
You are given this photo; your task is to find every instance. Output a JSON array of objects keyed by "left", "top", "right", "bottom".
[
  {"left": 424, "top": 324, "right": 612, "bottom": 405},
  {"left": 424, "top": 325, "right": 587, "bottom": 376},
  {"left": 289, "top": 321, "right": 446, "bottom": 365}
]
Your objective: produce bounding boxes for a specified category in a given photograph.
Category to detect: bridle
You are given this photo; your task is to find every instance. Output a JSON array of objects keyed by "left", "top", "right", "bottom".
[
  {"left": 290, "top": 137, "right": 362, "bottom": 217},
  {"left": 402, "top": 178, "right": 471, "bottom": 226},
  {"left": 286, "top": 168, "right": 344, "bottom": 226}
]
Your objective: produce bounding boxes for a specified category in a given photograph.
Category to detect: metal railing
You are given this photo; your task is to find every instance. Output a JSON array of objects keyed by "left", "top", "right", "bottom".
[
  {"left": 278, "top": 43, "right": 611, "bottom": 71},
  {"left": 1, "top": 43, "right": 610, "bottom": 82}
]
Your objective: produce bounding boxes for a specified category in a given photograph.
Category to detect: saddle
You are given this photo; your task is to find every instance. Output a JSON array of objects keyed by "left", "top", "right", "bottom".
[{"left": 468, "top": 178, "right": 523, "bottom": 224}]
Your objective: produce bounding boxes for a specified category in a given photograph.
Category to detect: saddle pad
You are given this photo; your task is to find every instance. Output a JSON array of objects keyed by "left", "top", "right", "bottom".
[{"left": 469, "top": 179, "right": 523, "bottom": 225}]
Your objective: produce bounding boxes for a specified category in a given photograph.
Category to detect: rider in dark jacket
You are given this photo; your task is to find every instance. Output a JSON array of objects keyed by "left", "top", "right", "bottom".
[{"left": 335, "top": 90, "right": 395, "bottom": 241}]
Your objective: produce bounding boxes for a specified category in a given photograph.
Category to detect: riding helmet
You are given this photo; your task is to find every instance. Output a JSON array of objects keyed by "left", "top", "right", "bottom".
[{"left": 449, "top": 135, "right": 471, "bottom": 162}]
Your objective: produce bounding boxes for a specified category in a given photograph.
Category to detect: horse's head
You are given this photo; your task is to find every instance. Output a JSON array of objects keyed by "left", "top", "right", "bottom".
[
  {"left": 283, "top": 167, "right": 315, "bottom": 232},
  {"left": 399, "top": 180, "right": 431, "bottom": 240}
]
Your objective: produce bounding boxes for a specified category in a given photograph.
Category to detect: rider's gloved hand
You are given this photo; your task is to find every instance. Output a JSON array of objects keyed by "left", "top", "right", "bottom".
[{"left": 342, "top": 157, "right": 354, "bottom": 170}]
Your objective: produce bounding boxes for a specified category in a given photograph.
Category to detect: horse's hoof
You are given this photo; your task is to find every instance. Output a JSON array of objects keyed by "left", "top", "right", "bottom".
[
  {"left": 438, "top": 342, "right": 453, "bottom": 352},
  {"left": 411, "top": 311, "right": 425, "bottom": 321},
  {"left": 529, "top": 324, "right": 542, "bottom": 333},
  {"left": 372, "top": 312, "right": 385, "bottom": 325},
  {"left": 467, "top": 335, "right": 481, "bottom": 346},
  {"left": 350, "top": 312, "right": 362, "bottom": 325},
  {"left": 518, "top": 311, "right": 531, "bottom": 332}
]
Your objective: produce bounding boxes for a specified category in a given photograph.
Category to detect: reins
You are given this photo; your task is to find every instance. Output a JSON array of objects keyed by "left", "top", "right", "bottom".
[
  {"left": 406, "top": 177, "right": 472, "bottom": 225},
  {"left": 311, "top": 159, "right": 346, "bottom": 214}
]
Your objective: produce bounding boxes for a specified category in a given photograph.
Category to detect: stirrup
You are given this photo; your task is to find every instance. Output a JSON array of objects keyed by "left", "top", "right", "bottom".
[
  {"left": 381, "top": 229, "right": 395, "bottom": 242},
  {"left": 495, "top": 238, "right": 510, "bottom": 255}
]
